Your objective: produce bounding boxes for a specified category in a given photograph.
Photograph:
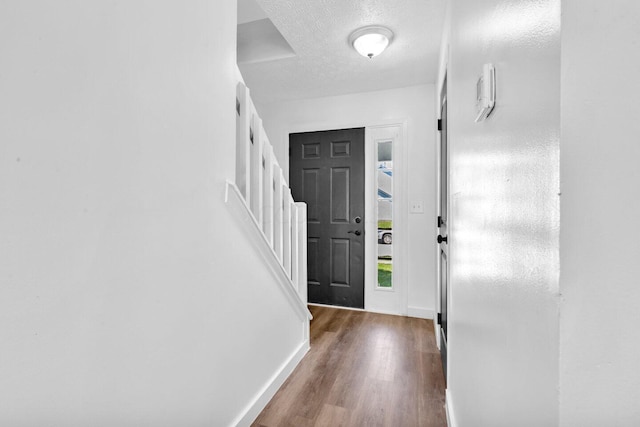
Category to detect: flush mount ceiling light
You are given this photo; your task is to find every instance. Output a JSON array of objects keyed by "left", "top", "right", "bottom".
[{"left": 349, "top": 26, "right": 394, "bottom": 59}]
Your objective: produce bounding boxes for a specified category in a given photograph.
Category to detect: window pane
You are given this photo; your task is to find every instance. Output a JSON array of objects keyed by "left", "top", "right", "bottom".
[{"left": 377, "top": 141, "right": 392, "bottom": 288}]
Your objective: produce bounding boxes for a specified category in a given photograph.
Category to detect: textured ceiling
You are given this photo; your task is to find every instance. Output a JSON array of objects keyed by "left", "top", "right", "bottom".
[{"left": 238, "top": 0, "right": 447, "bottom": 106}]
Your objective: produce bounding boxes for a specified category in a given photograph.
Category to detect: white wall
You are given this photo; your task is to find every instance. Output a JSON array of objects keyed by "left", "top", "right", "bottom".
[
  {"left": 0, "top": 2, "right": 305, "bottom": 425},
  {"left": 441, "top": 0, "right": 561, "bottom": 425},
  {"left": 258, "top": 86, "right": 437, "bottom": 318},
  {"left": 560, "top": 1, "right": 640, "bottom": 424}
]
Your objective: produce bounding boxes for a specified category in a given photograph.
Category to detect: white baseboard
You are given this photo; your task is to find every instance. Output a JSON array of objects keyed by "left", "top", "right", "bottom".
[
  {"left": 446, "top": 389, "right": 458, "bottom": 427},
  {"left": 232, "top": 340, "right": 310, "bottom": 427},
  {"left": 407, "top": 306, "right": 434, "bottom": 319},
  {"left": 366, "top": 307, "right": 403, "bottom": 316}
]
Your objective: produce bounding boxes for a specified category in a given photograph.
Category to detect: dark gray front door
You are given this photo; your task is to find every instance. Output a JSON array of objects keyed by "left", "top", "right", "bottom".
[{"left": 289, "top": 128, "right": 365, "bottom": 309}]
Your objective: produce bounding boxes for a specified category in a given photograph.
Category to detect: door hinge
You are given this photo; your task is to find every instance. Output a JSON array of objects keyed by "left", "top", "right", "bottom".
[
  {"left": 437, "top": 313, "right": 442, "bottom": 325},
  {"left": 437, "top": 216, "right": 442, "bottom": 227},
  {"left": 437, "top": 119, "right": 442, "bottom": 131}
]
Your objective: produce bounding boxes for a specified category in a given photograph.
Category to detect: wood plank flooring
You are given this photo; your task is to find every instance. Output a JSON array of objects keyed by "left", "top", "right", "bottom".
[{"left": 252, "top": 305, "right": 447, "bottom": 427}]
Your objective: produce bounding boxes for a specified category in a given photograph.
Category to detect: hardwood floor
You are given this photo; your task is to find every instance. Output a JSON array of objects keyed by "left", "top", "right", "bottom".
[{"left": 252, "top": 305, "right": 447, "bottom": 427}]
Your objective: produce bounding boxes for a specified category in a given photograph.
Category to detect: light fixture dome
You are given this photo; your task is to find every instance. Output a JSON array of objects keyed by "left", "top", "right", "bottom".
[{"left": 349, "top": 26, "right": 394, "bottom": 59}]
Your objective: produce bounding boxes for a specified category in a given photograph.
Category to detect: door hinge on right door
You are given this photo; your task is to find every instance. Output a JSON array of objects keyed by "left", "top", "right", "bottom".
[
  {"left": 437, "top": 313, "right": 442, "bottom": 325},
  {"left": 437, "top": 119, "right": 442, "bottom": 131}
]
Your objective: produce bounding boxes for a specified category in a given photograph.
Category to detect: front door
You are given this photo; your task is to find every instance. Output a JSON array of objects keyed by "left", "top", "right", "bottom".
[
  {"left": 438, "top": 77, "right": 449, "bottom": 381},
  {"left": 289, "top": 128, "right": 365, "bottom": 309}
]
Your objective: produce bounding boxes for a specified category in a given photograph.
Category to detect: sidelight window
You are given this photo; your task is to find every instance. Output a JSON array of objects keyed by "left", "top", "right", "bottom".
[{"left": 377, "top": 140, "right": 393, "bottom": 288}]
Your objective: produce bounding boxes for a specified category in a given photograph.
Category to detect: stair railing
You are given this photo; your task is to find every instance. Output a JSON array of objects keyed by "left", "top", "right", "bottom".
[{"left": 231, "top": 77, "right": 309, "bottom": 311}]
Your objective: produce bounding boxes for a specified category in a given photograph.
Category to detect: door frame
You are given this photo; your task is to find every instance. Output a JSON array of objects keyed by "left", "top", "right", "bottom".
[
  {"left": 435, "top": 69, "right": 449, "bottom": 382},
  {"left": 286, "top": 119, "right": 409, "bottom": 315},
  {"left": 364, "top": 124, "right": 408, "bottom": 316}
]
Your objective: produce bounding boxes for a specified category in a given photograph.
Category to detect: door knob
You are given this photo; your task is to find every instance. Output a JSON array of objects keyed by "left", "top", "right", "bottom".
[
  {"left": 437, "top": 235, "right": 448, "bottom": 244},
  {"left": 348, "top": 230, "right": 362, "bottom": 236}
]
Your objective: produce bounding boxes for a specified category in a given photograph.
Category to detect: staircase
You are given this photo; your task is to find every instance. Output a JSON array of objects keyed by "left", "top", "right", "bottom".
[
  {"left": 230, "top": 75, "right": 310, "bottom": 316},
  {"left": 224, "top": 70, "right": 312, "bottom": 427}
]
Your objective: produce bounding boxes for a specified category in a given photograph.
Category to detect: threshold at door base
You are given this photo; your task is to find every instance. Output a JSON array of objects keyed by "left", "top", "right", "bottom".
[
  {"left": 309, "top": 303, "right": 421, "bottom": 318},
  {"left": 308, "top": 303, "right": 366, "bottom": 312}
]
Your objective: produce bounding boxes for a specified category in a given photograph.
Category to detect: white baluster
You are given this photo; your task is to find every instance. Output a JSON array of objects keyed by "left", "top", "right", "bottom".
[
  {"left": 249, "top": 108, "right": 263, "bottom": 225},
  {"left": 235, "top": 82, "right": 251, "bottom": 202},
  {"left": 291, "top": 203, "right": 299, "bottom": 291},
  {"left": 283, "top": 188, "right": 292, "bottom": 278},
  {"left": 295, "top": 202, "right": 308, "bottom": 302},
  {"left": 262, "top": 139, "right": 274, "bottom": 245},
  {"left": 273, "top": 165, "right": 283, "bottom": 261}
]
